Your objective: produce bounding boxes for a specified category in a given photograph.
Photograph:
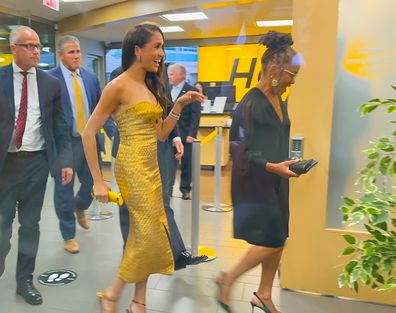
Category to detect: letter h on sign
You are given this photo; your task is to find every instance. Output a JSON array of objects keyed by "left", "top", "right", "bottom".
[{"left": 225, "top": 58, "right": 257, "bottom": 88}]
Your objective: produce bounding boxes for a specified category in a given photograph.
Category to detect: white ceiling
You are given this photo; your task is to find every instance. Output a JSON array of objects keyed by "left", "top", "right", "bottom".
[
  {"left": 0, "top": 0, "right": 293, "bottom": 42},
  {"left": 0, "top": 0, "right": 127, "bottom": 21}
]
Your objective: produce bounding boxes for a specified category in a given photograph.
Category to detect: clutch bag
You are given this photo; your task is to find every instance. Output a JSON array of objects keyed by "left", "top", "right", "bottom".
[{"left": 289, "top": 159, "right": 318, "bottom": 174}]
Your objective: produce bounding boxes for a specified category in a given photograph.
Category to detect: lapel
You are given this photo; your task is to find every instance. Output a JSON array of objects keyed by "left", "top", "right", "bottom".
[
  {"left": 36, "top": 69, "right": 47, "bottom": 122},
  {"left": 54, "top": 66, "right": 74, "bottom": 124},
  {"left": 176, "top": 82, "right": 187, "bottom": 101},
  {"left": 79, "top": 68, "right": 92, "bottom": 113},
  {"left": 3, "top": 65, "right": 15, "bottom": 119}
]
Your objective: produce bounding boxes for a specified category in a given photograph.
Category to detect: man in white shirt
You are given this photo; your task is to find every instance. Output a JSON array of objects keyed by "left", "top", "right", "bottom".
[{"left": 0, "top": 26, "right": 73, "bottom": 305}]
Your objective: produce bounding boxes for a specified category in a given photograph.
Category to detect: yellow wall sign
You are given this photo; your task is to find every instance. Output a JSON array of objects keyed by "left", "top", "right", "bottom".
[
  {"left": 198, "top": 43, "right": 290, "bottom": 102},
  {"left": 198, "top": 44, "right": 266, "bottom": 102},
  {"left": 0, "top": 54, "right": 13, "bottom": 67}
]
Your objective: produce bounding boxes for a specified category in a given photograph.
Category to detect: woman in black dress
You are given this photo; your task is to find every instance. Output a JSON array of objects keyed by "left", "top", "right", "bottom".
[{"left": 215, "top": 31, "right": 302, "bottom": 313}]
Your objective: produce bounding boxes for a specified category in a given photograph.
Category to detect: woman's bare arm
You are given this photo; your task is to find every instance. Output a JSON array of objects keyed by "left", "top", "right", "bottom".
[
  {"left": 82, "top": 81, "right": 120, "bottom": 202},
  {"left": 156, "top": 91, "right": 204, "bottom": 141}
]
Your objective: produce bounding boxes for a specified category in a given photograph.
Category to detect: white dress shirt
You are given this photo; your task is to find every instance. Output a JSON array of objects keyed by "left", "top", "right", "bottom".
[
  {"left": 8, "top": 62, "right": 45, "bottom": 152},
  {"left": 170, "top": 81, "right": 185, "bottom": 102}
]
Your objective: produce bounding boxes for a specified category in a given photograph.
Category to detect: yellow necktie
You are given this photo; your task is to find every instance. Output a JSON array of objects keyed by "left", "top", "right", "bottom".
[{"left": 72, "top": 71, "right": 87, "bottom": 135}]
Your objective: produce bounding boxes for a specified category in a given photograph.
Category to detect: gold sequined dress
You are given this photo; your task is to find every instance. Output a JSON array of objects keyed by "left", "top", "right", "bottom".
[{"left": 114, "top": 101, "right": 174, "bottom": 282}]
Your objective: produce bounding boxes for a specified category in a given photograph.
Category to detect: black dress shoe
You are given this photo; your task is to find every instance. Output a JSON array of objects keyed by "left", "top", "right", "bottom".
[
  {"left": 175, "top": 251, "right": 208, "bottom": 270},
  {"left": 16, "top": 279, "right": 43, "bottom": 305},
  {"left": 181, "top": 192, "right": 191, "bottom": 200}
]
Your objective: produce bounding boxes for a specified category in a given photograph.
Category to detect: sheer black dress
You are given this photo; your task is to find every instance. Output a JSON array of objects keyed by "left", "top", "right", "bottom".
[{"left": 230, "top": 87, "right": 290, "bottom": 248}]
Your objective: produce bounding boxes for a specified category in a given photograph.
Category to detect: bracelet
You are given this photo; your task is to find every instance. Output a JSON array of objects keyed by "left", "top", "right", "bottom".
[
  {"left": 169, "top": 110, "right": 181, "bottom": 121},
  {"left": 169, "top": 112, "right": 180, "bottom": 121}
]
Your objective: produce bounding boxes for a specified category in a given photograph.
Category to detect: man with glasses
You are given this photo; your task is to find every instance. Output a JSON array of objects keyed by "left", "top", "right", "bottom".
[{"left": 0, "top": 26, "right": 73, "bottom": 305}]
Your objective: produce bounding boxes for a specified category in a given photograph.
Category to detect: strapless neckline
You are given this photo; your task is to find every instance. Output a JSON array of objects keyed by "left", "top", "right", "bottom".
[{"left": 116, "top": 101, "right": 160, "bottom": 116}]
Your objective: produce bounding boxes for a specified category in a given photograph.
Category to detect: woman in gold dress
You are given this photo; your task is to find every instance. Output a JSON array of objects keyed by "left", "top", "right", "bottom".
[{"left": 82, "top": 23, "right": 204, "bottom": 313}]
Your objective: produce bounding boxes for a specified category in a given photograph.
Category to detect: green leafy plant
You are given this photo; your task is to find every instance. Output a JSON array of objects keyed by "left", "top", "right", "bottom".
[{"left": 338, "top": 86, "right": 396, "bottom": 293}]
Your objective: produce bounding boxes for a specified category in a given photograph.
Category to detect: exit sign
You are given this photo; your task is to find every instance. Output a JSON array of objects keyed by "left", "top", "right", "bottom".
[{"left": 43, "top": 0, "right": 59, "bottom": 11}]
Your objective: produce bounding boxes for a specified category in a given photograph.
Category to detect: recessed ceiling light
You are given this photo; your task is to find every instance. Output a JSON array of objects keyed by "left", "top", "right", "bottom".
[
  {"left": 256, "top": 19, "right": 293, "bottom": 27},
  {"left": 160, "top": 26, "right": 184, "bottom": 33},
  {"left": 162, "top": 12, "right": 208, "bottom": 22}
]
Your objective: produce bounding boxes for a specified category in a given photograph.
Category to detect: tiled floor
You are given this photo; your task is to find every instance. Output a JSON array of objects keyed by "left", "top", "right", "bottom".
[{"left": 1, "top": 167, "right": 395, "bottom": 313}]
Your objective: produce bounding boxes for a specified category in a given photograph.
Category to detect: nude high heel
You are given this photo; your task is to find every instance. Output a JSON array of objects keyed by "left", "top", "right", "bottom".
[
  {"left": 97, "top": 291, "right": 117, "bottom": 313},
  {"left": 126, "top": 299, "right": 146, "bottom": 313}
]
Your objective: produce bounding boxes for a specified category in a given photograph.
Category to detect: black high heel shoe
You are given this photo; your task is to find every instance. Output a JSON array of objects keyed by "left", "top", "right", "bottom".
[
  {"left": 250, "top": 292, "right": 273, "bottom": 313},
  {"left": 214, "top": 272, "right": 232, "bottom": 313}
]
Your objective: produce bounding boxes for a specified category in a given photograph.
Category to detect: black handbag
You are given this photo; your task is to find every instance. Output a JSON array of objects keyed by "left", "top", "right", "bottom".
[{"left": 289, "top": 159, "right": 318, "bottom": 174}]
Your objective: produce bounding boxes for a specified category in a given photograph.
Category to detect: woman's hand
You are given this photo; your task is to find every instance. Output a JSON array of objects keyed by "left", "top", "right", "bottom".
[
  {"left": 92, "top": 180, "right": 110, "bottom": 203},
  {"left": 266, "top": 159, "right": 301, "bottom": 179},
  {"left": 175, "top": 91, "right": 205, "bottom": 107}
]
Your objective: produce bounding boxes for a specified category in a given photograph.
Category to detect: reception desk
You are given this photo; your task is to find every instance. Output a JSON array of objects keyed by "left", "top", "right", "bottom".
[
  {"left": 101, "top": 113, "right": 233, "bottom": 167},
  {"left": 197, "top": 113, "right": 232, "bottom": 167}
]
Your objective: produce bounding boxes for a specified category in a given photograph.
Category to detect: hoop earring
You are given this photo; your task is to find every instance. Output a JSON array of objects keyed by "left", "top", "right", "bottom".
[{"left": 271, "top": 78, "right": 279, "bottom": 87}]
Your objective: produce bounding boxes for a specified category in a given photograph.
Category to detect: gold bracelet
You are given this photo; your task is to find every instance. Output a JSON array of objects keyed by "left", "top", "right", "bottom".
[
  {"left": 170, "top": 109, "right": 181, "bottom": 117},
  {"left": 169, "top": 112, "right": 180, "bottom": 121}
]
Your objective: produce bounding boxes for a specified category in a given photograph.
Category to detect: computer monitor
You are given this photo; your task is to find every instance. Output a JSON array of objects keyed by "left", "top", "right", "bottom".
[{"left": 205, "top": 85, "right": 236, "bottom": 104}]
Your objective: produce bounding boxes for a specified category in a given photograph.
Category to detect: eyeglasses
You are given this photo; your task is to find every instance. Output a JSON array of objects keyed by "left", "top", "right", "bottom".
[
  {"left": 282, "top": 68, "right": 298, "bottom": 78},
  {"left": 14, "top": 43, "right": 42, "bottom": 51}
]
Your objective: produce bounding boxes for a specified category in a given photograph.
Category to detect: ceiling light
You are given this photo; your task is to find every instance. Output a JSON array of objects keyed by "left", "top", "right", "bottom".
[
  {"left": 160, "top": 26, "right": 184, "bottom": 33},
  {"left": 42, "top": 47, "right": 51, "bottom": 53},
  {"left": 162, "top": 12, "right": 208, "bottom": 22},
  {"left": 0, "top": 36, "right": 6, "bottom": 40},
  {"left": 39, "top": 62, "right": 49, "bottom": 67},
  {"left": 256, "top": 19, "right": 293, "bottom": 27}
]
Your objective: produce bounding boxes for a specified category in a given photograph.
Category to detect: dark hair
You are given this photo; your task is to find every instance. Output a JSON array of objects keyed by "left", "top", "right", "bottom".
[
  {"left": 259, "top": 31, "right": 297, "bottom": 72},
  {"left": 194, "top": 81, "right": 207, "bottom": 96},
  {"left": 121, "top": 23, "right": 172, "bottom": 109}
]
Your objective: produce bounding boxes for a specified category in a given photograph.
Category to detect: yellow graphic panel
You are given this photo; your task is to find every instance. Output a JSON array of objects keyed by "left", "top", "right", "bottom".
[
  {"left": 342, "top": 41, "right": 372, "bottom": 78},
  {"left": 198, "top": 44, "right": 290, "bottom": 102},
  {"left": 0, "top": 54, "right": 13, "bottom": 67}
]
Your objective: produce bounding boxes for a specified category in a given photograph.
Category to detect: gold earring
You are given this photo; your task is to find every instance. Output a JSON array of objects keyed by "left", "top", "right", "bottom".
[{"left": 137, "top": 55, "right": 141, "bottom": 62}]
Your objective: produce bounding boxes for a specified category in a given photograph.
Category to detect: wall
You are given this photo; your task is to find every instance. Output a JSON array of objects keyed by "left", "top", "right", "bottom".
[{"left": 281, "top": 0, "right": 396, "bottom": 304}]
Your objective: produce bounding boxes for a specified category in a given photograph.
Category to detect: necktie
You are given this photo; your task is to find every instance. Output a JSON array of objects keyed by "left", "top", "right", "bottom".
[
  {"left": 72, "top": 71, "right": 87, "bottom": 135},
  {"left": 14, "top": 71, "right": 28, "bottom": 149}
]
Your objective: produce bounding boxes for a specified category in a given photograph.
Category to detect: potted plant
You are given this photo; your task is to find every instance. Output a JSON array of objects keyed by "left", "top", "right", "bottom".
[{"left": 338, "top": 86, "right": 396, "bottom": 293}]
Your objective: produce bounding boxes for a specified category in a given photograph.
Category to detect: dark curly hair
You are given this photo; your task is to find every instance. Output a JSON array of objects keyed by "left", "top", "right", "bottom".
[
  {"left": 259, "top": 31, "right": 297, "bottom": 72},
  {"left": 121, "top": 22, "right": 172, "bottom": 109}
]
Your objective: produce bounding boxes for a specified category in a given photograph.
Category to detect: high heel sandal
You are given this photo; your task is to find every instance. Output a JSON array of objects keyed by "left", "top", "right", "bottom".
[
  {"left": 214, "top": 272, "right": 232, "bottom": 313},
  {"left": 250, "top": 292, "right": 276, "bottom": 313},
  {"left": 126, "top": 299, "right": 146, "bottom": 313},
  {"left": 97, "top": 291, "right": 117, "bottom": 313}
]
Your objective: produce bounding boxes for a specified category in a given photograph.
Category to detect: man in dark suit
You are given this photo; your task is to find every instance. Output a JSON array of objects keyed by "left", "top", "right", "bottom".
[
  {"left": 109, "top": 67, "right": 207, "bottom": 269},
  {"left": 48, "top": 35, "right": 115, "bottom": 254},
  {"left": 168, "top": 63, "right": 202, "bottom": 200},
  {"left": 0, "top": 26, "right": 73, "bottom": 305}
]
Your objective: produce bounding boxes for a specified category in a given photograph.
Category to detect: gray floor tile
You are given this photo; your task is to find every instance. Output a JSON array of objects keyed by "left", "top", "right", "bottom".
[{"left": 1, "top": 171, "right": 396, "bottom": 313}]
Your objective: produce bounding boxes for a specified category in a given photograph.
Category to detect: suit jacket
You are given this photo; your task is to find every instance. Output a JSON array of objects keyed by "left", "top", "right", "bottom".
[
  {"left": 172, "top": 82, "right": 201, "bottom": 141},
  {"left": 0, "top": 64, "right": 72, "bottom": 175},
  {"left": 48, "top": 66, "right": 116, "bottom": 152}
]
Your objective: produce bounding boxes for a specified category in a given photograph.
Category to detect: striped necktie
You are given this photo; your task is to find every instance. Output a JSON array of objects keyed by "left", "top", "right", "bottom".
[{"left": 14, "top": 71, "right": 28, "bottom": 149}]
